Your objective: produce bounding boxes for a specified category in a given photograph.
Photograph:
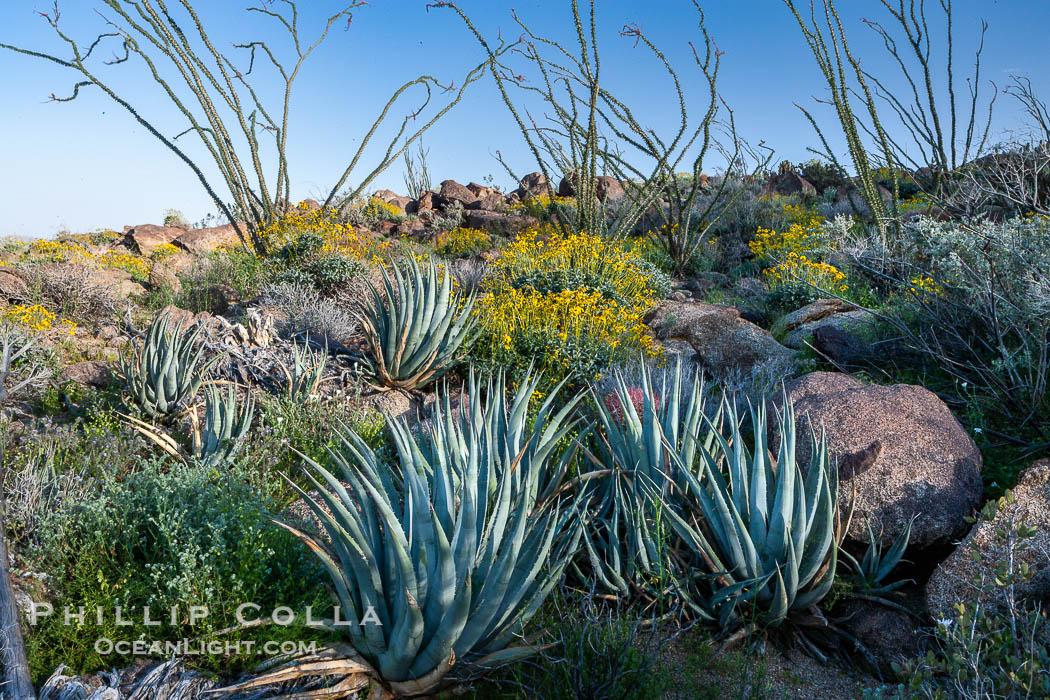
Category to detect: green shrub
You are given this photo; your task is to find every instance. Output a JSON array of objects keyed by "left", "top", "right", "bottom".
[
  {"left": 479, "top": 593, "right": 673, "bottom": 700},
  {"left": 888, "top": 495, "right": 1050, "bottom": 697},
  {"left": 797, "top": 158, "right": 850, "bottom": 194},
  {"left": 175, "top": 248, "right": 269, "bottom": 312},
  {"left": 26, "top": 460, "right": 330, "bottom": 682},
  {"left": 305, "top": 254, "right": 365, "bottom": 292}
]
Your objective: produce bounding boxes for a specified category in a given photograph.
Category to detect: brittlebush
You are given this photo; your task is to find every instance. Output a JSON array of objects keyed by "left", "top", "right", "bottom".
[{"left": 472, "top": 226, "right": 662, "bottom": 389}]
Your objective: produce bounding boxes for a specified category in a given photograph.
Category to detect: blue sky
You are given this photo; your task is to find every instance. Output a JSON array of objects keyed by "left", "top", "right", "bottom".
[{"left": 1, "top": 0, "right": 1046, "bottom": 237}]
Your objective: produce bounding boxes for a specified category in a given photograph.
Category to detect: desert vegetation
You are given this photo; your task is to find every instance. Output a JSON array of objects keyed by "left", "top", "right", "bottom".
[{"left": 0, "top": 1, "right": 1048, "bottom": 698}]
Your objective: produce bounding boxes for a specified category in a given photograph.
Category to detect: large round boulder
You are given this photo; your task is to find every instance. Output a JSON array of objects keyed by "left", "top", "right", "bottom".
[
  {"left": 926, "top": 459, "right": 1050, "bottom": 621},
  {"left": 780, "top": 372, "right": 982, "bottom": 549}
]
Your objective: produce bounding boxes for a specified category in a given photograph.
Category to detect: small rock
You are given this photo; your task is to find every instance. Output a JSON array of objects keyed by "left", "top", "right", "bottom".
[
  {"left": 466, "top": 193, "right": 505, "bottom": 211},
  {"left": 811, "top": 318, "right": 877, "bottom": 364},
  {"left": 60, "top": 361, "right": 113, "bottom": 388},
  {"left": 389, "top": 196, "right": 413, "bottom": 212},
  {"left": 780, "top": 298, "right": 855, "bottom": 332},
  {"left": 415, "top": 192, "right": 437, "bottom": 214},
  {"left": 467, "top": 182, "right": 502, "bottom": 199},
  {"left": 557, "top": 173, "right": 625, "bottom": 202},
  {"left": 372, "top": 188, "right": 404, "bottom": 204},
  {"left": 0, "top": 268, "right": 30, "bottom": 303},
  {"left": 98, "top": 324, "right": 121, "bottom": 341},
  {"left": 148, "top": 263, "right": 182, "bottom": 295},
  {"left": 396, "top": 219, "right": 426, "bottom": 237},
  {"left": 835, "top": 179, "right": 894, "bottom": 208},
  {"left": 159, "top": 305, "right": 197, "bottom": 328},
  {"left": 765, "top": 161, "right": 817, "bottom": 198},
  {"left": 517, "top": 172, "right": 550, "bottom": 198},
  {"left": 784, "top": 309, "right": 871, "bottom": 350}
]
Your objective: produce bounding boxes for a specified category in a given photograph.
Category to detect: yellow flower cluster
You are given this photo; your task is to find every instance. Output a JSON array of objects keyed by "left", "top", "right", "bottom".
[
  {"left": 28, "top": 239, "right": 94, "bottom": 264},
  {"left": 475, "top": 287, "right": 658, "bottom": 375},
  {"left": 259, "top": 206, "right": 391, "bottom": 265},
  {"left": 362, "top": 197, "right": 404, "bottom": 220},
  {"left": 763, "top": 252, "right": 848, "bottom": 293},
  {"left": 3, "top": 304, "right": 76, "bottom": 335},
  {"left": 150, "top": 242, "right": 180, "bottom": 261},
  {"left": 909, "top": 275, "right": 943, "bottom": 296},
  {"left": 472, "top": 225, "right": 664, "bottom": 386},
  {"left": 750, "top": 221, "right": 825, "bottom": 261},
  {"left": 507, "top": 193, "right": 574, "bottom": 218},
  {"left": 492, "top": 226, "right": 659, "bottom": 308},
  {"left": 25, "top": 239, "right": 151, "bottom": 280},
  {"left": 434, "top": 227, "right": 490, "bottom": 257},
  {"left": 98, "top": 251, "right": 151, "bottom": 279}
]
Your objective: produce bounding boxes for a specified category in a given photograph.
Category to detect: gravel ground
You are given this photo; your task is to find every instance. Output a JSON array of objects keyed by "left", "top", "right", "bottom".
[{"left": 660, "top": 629, "right": 878, "bottom": 699}]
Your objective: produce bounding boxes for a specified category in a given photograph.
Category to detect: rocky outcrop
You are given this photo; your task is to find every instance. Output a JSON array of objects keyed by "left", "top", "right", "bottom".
[
  {"left": 173, "top": 224, "right": 246, "bottom": 254},
  {"left": 437, "top": 180, "right": 479, "bottom": 209},
  {"left": 926, "top": 459, "right": 1050, "bottom": 620},
  {"left": 93, "top": 266, "right": 147, "bottom": 299},
  {"left": 810, "top": 316, "right": 878, "bottom": 365},
  {"left": 766, "top": 163, "right": 817, "bottom": 198},
  {"left": 783, "top": 308, "right": 872, "bottom": 351},
  {"left": 779, "top": 298, "right": 855, "bottom": 332},
  {"left": 557, "top": 173, "right": 626, "bottom": 202},
  {"left": 646, "top": 301, "right": 796, "bottom": 378},
  {"left": 780, "top": 372, "right": 983, "bottom": 549},
  {"left": 0, "top": 268, "right": 30, "bottom": 303},
  {"left": 119, "top": 224, "right": 186, "bottom": 256},
  {"left": 465, "top": 211, "right": 538, "bottom": 235},
  {"left": 514, "top": 172, "right": 551, "bottom": 198}
]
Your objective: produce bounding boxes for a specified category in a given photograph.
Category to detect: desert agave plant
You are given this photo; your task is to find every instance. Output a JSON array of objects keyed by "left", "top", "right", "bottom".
[
  {"left": 840, "top": 517, "right": 913, "bottom": 603},
  {"left": 193, "top": 385, "right": 254, "bottom": 468},
  {"left": 279, "top": 335, "right": 328, "bottom": 401},
  {"left": 581, "top": 358, "right": 710, "bottom": 597},
  {"left": 247, "top": 368, "right": 584, "bottom": 698},
  {"left": 666, "top": 398, "right": 839, "bottom": 628},
  {"left": 355, "top": 255, "right": 476, "bottom": 390},
  {"left": 119, "top": 313, "right": 218, "bottom": 419}
]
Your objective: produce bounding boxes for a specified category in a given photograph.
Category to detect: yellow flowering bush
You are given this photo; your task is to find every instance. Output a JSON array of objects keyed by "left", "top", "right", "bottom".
[
  {"left": 491, "top": 226, "right": 667, "bottom": 307},
  {"left": 24, "top": 238, "right": 152, "bottom": 280},
  {"left": 763, "top": 252, "right": 848, "bottom": 303},
  {"left": 473, "top": 287, "right": 659, "bottom": 387},
  {"left": 27, "top": 239, "right": 94, "bottom": 264},
  {"left": 361, "top": 197, "right": 404, "bottom": 222},
  {"left": 434, "top": 227, "right": 490, "bottom": 258},
  {"left": 3, "top": 304, "right": 76, "bottom": 335},
  {"left": 259, "top": 206, "right": 391, "bottom": 265},
  {"left": 508, "top": 193, "right": 574, "bottom": 219},
  {"left": 150, "top": 242, "right": 180, "bottom": 261},
  {"left": 909, "top": 275, "right": 943, "bottom": 296},
  {"left": 472, "top": 226, "right": 665, "bottom": 388},
  {"left": 749, "top": 206, "right": 828, "bottom": 262},
  {"left": 97, "top": 251, "right": 151, "bottom": 280}
]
